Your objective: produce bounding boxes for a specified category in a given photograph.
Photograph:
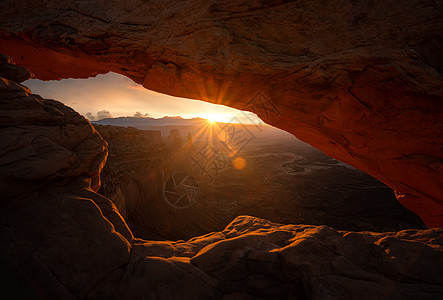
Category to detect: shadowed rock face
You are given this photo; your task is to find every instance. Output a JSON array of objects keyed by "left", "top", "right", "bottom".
[
  {"left": 0, "top": 57, "right": 133, "bottom": 298},
  {"left": 1, "top": 55, "right": 443, "bottom": 299},
  {"left": 0, "top": 0, "right": 441, "bottom": 226}
]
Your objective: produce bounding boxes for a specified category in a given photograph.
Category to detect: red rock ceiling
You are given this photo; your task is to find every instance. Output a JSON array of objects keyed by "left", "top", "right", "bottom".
[{"left": 0, "top": 0, "right": 441, "bottom": 226}]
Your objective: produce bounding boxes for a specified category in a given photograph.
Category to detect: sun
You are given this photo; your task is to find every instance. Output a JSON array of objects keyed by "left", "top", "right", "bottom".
[{"left": 204, "top": 114, "right": 220, "bottom": 123}]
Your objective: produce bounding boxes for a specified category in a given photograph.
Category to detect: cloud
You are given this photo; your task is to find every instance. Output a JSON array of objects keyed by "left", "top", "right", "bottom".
[
  {"left": 133, "top": 111, "right": 150, "bottom": 117},
  {"left": 97, "top": 110, "right": 112, "bottom": 120},
  {"left": 86, "top": 112, "right": 95, "bottom": 121},
  {"left": 85, "top": 110, "right": 112, "bottom": 121}
]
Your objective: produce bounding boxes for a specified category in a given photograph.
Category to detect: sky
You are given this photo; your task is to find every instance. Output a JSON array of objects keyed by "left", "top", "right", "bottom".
[{"left": 24, "top": 72, "right": 262, "bottom": 124}]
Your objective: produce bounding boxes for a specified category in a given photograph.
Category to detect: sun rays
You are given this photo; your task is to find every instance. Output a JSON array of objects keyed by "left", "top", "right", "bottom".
[
  {"left": 203, "top": 114, "right": 219, "bottom": 123},
  {"left": 198, "top": 113, "right": 235, "bottom": 124}
]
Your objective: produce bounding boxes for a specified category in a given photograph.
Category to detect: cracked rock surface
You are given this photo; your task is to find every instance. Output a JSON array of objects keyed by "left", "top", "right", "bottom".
[{"left": 0, "top": 0, "right": 441, "bottom": 226}]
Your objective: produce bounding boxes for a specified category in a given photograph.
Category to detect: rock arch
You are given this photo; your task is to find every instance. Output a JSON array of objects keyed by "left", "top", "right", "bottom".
[{"left": 0, "top": 0, "right": 441, "bottom": 226}]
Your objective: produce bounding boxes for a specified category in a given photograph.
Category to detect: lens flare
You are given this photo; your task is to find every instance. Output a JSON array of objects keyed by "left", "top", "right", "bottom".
[{"left": 233, "top": 157, "right": 246, "bottom": 170}]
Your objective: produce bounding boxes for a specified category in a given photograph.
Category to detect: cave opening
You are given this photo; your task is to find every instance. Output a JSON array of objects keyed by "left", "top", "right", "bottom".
[{"left": 24, "top": 72, "right": 426, "bottom": 241}]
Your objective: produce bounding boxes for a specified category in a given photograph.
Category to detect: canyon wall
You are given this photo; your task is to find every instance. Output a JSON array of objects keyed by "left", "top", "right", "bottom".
[
  {"left": 93, "top": 124, "right": 170, "bottom": 238},
  {"left": 0, "top": 0, "right": 441, "bottom": 226}
]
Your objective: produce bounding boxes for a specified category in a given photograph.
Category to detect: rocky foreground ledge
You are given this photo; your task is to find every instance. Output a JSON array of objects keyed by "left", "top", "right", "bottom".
[
  {"left": 1, "top": 56, "right": 442, "bottom": 299},
  {"left": 123, "top": 216, "right": 443, "bottom": 299}
]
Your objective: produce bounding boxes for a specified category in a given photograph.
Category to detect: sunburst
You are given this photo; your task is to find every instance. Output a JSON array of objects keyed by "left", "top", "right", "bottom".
[{"left": 202, "top": 113, "right": 222, "bottom": 123}]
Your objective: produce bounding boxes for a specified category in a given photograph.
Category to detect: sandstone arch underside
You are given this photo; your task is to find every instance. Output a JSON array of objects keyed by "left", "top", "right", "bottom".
[{"left": 0, "top": 0, "right": 441, "bottom": 227}]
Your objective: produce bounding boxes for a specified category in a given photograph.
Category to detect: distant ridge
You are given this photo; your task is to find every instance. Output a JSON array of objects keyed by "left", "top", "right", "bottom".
[
  {"left": 92, "top": 116, "right": 206, "bottom": 127},
  {"left": 91, "top": 116, "right": 296, "bottom": 141}
]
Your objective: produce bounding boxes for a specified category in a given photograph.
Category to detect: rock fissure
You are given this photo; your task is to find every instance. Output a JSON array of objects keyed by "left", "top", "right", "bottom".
[
  {"left": 169, "top": 258, "right": 226, "bottom": 293},
  {"left": 34, "top": 252, "right": 80, "bottom": 299}
]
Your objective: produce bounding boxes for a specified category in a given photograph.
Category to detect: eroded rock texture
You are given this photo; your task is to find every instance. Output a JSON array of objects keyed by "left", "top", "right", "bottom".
[
  {"left": 0, "top": 0, "right": 441, "bottom": 226},
  {"left": 124, "top": 216, "right": 443, "bottom": 300}
]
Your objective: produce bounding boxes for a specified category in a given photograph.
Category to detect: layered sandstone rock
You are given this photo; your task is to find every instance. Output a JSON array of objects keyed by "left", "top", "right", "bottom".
[{"left": 0, "top": 0, "right": 441, "bottom": 226}]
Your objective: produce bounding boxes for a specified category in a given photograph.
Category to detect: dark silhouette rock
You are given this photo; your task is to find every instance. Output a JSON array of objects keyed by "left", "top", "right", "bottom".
[{"left": 167, "top": 128, "right": 184, "bottom": 153}]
